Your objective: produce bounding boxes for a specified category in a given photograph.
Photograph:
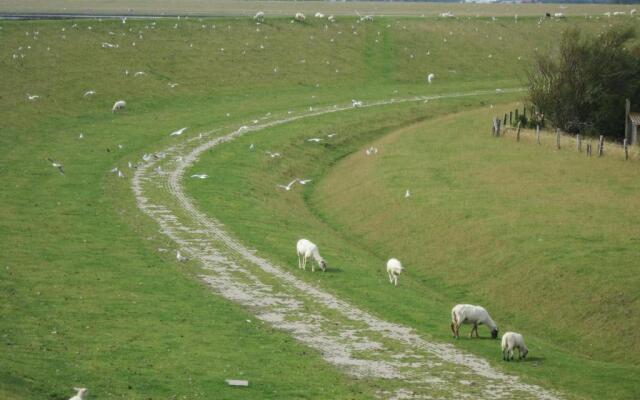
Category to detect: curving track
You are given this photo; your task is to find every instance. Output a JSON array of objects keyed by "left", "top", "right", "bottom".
[{"left": 131, "top": 89, "right": 559, "bottom": 399}]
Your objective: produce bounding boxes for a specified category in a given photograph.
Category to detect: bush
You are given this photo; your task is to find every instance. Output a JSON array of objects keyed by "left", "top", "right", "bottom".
[{"left": 527, "top": 26, "right": 640, "bottom": 140}]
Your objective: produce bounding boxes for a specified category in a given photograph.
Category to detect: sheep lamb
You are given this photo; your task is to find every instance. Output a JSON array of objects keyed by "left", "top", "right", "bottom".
[
  {"left": 386, "top": 258, "right": 403, "bottom": 286},
  {"left": 451, "top": 304, "right": 498, "bottom": 339},
  {"left": 112, "top": 100, "right": 126, "bottom": 112},
  {"left": 501, "top": 331, "right": 528, "bottom": 361},
  {"left": 296, "top": 239, "right": 326, "bottom": 272}
]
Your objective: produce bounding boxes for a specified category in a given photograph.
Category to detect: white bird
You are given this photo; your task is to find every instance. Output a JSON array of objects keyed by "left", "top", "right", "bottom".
[
  {"left": 142, "top": 153, "right": 152, "bottom": 162},
  {"left": 78, "top": 133, "right": 84, "bottom": 139},
  {"left": 169, "top": 127, "right": 188, "bottom": 136},
  {"left": 405, "top": 190, "right": 411, "bottom": 198},
  {"left": 121, "top": 17, "right": 127, "bottom": 24},
  {"left": 276, "top": 179, "right": 298, "bottom": 191},
  {"left": 101, "top": 42, "right": 118, "bottom": 48},
  {"left": 168, "top": 83, "right": 179, "bottom": 88},
  {"left": 249, "top": 144, "right": 255, "bottom": 150},
  {"left": 27, "top": 94, "right": 39, "bottom": 101},
  {"left": 427, "top": 73, "right": 435, "bottom": 84},
  {"left": 110, "top": 167, "right": 119, "bottom": 173},
  {"left": 117, "top": 170, "right": 125, "bottom": 178},
  {"left": 47, "top": 158, "right": 65, "bottom": 175},
  {"left": 68, "top": 387, "right": 88, "bottom": 400},
  {"left": 176, "top": 250, "right": 188, "bottom": 262},
  {"left": 298, "top": 179, "right": 312, "bottom": 185},
  {"left": 134, "top": 71, "right": 145, "bottom": 77},
  {"left": 327, "top": 133, "right": 337, "bottom": 138},
  {"left": 128, "top": 161, "right": 134, "bottom": 169},
  {"left": 83, "top": 90, "right": 96, "bottom": 97},
  {"left": 352, "top": 99, "right": 363, "bottom": 107},
  {"left": 191, "top": 174, "right": 208, "bottom": 179},
  {"left": 265, "top": 151, "right": 281, "bottom": 158},
  {"left": 307, "top": 138, "right": 322, "bottom": 143}
]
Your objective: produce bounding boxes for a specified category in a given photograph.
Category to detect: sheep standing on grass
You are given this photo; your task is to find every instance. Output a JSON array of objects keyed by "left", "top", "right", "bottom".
[
  {"left": 296, "top": 239, "right": 326, "bottom": 272},
  {"left": 295, "top": 13, "right": 306, "bottom": 22},
  {"left": 386, "top": 258, "right": 403, "bottom": 286},
  {"left": 254, "top": 11, "right": 265, "bottom": 22},
  {"left": 68, "top": 387, "right": 88, "bottom": 400},
  {"left": 451, "top": 304, "right": 499, "bottom": 339},
  {"left": 112, "top": 100, "right": 126, "bottom": 112},
  {"left": 502, "top": 331, "right": 528, "bottom": 361}
]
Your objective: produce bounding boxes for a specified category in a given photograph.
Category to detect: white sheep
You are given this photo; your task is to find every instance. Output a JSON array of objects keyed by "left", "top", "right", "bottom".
[
  {"left": 631, "top": 9, "right": 637, "bottom": 16},
  {"left": 112, "top": 100, "right": 126, "bottom": 112},
  {"left": 254, "top": 11, "right": 265, "bottom": 22},
  {"left": 501, "top": 331, "right": 528, "bottom": 361},
  {"left": 295, "top": 13, "right": 306, "bottom": 22},
  {"left": 451, "top": 304, "right": 499, "bottom": 339},
  {"left": 314, "top": 12, "right": 325, "bottom": 18},
  {"left": 296, "top": 239, "right": 326, "bottom": 272},
  {"left": 386, "top": 258, "right": 403, "bottom": 286},
  {"left": 360, "top": 15, "right": 374, "bottom": 22},
  {"left": 68, "top": 387, "right": 88, "bottom": 400}
]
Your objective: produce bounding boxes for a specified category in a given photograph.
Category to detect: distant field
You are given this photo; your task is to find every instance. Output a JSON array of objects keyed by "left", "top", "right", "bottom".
[
  {"left": 2, "top": 10, "right": 639, "bottom": 400},
  {"left": 0, "top": 0, "right": 636, "bottom": 18}
]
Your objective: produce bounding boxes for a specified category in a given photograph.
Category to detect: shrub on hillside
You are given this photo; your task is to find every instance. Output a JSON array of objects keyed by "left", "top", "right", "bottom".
[{"left": 527, "top": 26, "right": 640, "bottom": 140}]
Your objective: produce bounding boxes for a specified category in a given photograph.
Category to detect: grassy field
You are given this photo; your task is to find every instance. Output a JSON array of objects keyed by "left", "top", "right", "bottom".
[
  {"left": 0, "top": 0, "right": 637, "bottom": 18},
  {"left": 1, "top": 11, "right": 638, "bottom": 400}
]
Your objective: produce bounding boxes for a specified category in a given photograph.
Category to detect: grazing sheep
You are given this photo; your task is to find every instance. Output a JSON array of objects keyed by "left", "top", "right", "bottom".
[
  {"left": 631, "top": 9, "right": 637, "bottom": 16},
  {"left": 68, "top": 387, "right": 88, "bottom": 400},
  {"left": 314, "top": 12, "right": 325, "bottom": 18},
  {"left": 502, "top": 331, "right": 528, "bottom": 361},
  {"left": 386, "top": 258, "right": 403, "bottom": 286},
  {"left": 254, "top": 11, "right": 265, "bottom": 22},
  {"left": 295, "top": 13, "right": 306, "bottom": 22},
  {"left": 112, "top": 100, "right": 126, "bottom": 112},
  {"left": 296, "top": 239, "right": 326, "bottom": 272},
  {"left": 328, "top": 15, "right": 336, "bottom": 23},
  {"left": 360, "top": 15, "right": 374, "bottom": 22},
  {"left": 451, "top": 304, "right": 499, "bottom": 339}
]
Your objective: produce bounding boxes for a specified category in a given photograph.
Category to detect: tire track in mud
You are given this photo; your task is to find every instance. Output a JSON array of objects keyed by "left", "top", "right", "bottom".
[{"left": 132, "top": 89, "right": 559, "bottom": 399}]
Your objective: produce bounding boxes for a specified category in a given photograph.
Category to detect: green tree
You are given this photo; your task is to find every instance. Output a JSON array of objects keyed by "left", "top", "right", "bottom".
[{"left": 528, "top": 26, "right": 640, "bottom": 140}]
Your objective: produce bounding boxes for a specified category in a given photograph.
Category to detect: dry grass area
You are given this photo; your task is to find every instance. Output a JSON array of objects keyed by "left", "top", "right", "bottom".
[{"left": 0, "top": 0, "right": 637, "bottom": 18}]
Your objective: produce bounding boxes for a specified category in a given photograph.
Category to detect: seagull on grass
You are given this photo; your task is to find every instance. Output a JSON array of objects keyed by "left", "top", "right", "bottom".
[
  {"left": 83, "top": 90, "right": 96, "bottom": 97},
  {"left": 265, "top": 151, "right": 281, "bottom": 158},
  {"left": 405, "top": 190, "right": 411, "bottom": 198},
  {"left": 176, "top": 250, "right": 188, "bottom": 262},
  {"left": 191, "top": 174, "right": 208, "bottom": 179},
  {"left": 276, "top": 179, "right": 298, "bottom": 191},
  {"left": 298, "top": 179, "right": 312, "bottom": 185},
  {"left": 169, "top": 127, "right": 188, "bottom": 136},
  {"left": 307, "top": 138, "right": 323, "bottom": 143},
  {"left": 427, "top": 73, "right": 435, "bottom": 84},
  {"left": 47, "top": 158, "right": 64, "bottom": 175},
  {"left": 27, "top": 94, "right": 40, "bottom": 101}
]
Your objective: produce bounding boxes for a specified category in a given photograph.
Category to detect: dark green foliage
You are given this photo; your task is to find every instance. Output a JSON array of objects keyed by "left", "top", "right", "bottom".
[{"left": 528, "top": 26, "right": 640, "bottom": 139}]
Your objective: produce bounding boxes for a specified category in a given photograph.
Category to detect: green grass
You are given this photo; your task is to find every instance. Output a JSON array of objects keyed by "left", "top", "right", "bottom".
[{"left": 2, "top": 14, "right": 638, "bottom": 400}]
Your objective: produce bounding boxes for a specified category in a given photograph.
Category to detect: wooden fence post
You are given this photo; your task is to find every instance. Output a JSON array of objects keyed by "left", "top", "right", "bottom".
[
  {"left": 503, "top": 113, "right": 507, "bottom": 126},
  {"left": 624, "top": 138, "right": 629, "bottom": 160},
  {"left": 576, "top": 134, "right": 581, "bottom": 152},
  {"left": 496, "top": 118, "right": 501, "bottom": 137},
  {"left": 556, "top": 128, "right": 561, "bottom": 149},
  {"left": 516, "top": 121, "right": 521, "bottom": 142},
  {"left": 523, "top": 107, "right": 527, "bottom": 119},
  {"left": 598, "top": 135, "right": 604, "bottom": 157},
  {"left": 587, "top": 142, "right": 592, "bottom": 156},
  {"left": 536, "top": 124, "right": 540, "bottom": 145},
  {"left": 515, "top": 108, "right": 519, "bottom": 122},
  {"left": 509, "top": 111, "right": 512, "bottom": 125}
]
